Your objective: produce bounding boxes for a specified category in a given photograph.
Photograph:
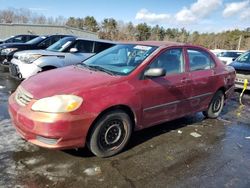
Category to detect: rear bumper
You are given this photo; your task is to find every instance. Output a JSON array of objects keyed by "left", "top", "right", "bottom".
[
  {"left": 8, "top": 93, "right": 95, "bottom": 150},
  {"left": 225, "top": 85, "right": 235, "bottom": 99}
]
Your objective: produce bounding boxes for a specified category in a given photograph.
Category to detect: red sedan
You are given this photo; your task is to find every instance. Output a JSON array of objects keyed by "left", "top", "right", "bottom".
[{"left": 8, "top": 41, "right": 235, "bottom": 157}]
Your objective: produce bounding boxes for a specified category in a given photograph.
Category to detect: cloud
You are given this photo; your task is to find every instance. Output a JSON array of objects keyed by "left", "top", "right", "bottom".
[
  {"left": 175, "top": 0, "right": 222, "bottom": 24},
  {"left": 223, "top": 1, "right": 249, "bottom": 17},
  {"left": 135, "top": 9, "right": 171, "bottom": 24},
  {"left": 175, "top": 8, "right": 197, "bottom": 24},
  {"left": 135, "top": 0, "right": 223, "bottom": 26},
  {"left": 240, "top": 7, "right": 250, "bottom": 19}
]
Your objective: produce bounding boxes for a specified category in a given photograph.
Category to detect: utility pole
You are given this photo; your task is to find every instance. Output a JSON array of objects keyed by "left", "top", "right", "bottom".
[{"left": 237, "top": 35, "right": 242, "bottom": 50}]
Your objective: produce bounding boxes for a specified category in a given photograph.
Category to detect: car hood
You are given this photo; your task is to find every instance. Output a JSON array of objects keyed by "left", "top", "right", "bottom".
[
  {"left": 21, "top": 66, "right": 122, "bottom": 99},
  {"left": 229, "top": 61, "right": 250, "bottom": 71},
  {"left": 14, "top": 50, "right": 64, "bottom": 57}
]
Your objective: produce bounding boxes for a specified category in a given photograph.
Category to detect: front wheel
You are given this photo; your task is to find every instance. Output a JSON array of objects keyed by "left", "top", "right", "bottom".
[
  {"left": 203, "top": 90, "right": 225, "bottom": 118},
  {"left": 88, "top": 110, "right": 132, "bottom": 157}
]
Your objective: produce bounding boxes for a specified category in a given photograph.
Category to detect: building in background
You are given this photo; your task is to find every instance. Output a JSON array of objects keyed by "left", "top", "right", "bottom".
[{"left": 0, "top": 23, "right": 98, "bottom": 40}]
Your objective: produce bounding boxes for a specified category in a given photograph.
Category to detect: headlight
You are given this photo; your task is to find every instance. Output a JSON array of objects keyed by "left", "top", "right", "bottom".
[
  {"left": 19, "top": 54, "right": 42, "bottom": 64},
  {"left": 31, "top": 95, "right": 83, "bottom": 113},
  {"left": 1, "top": 48, "right": 18, "bottom": 55}
]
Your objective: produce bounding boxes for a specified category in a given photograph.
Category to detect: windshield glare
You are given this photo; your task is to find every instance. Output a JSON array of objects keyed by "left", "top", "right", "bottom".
[
  {"left": 236, "top": 51, "right": 250, "bottom": 64},
  {"left": 26, "top": 36, "right": 46, "bottom": 44},
  {"left": 47, "top": 37, "right": 75, "bottom": 52},
  {"left": 83, "top": 44, "right": 157, "bottom": 75}
]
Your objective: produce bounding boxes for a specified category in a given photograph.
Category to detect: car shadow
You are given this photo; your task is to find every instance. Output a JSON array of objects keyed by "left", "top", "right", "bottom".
[{"left": 63, "top": 113, "right": 205, "bottom": 158}]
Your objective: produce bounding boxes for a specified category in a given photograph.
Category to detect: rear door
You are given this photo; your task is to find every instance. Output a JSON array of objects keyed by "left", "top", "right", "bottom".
[
  {"left": 186, "top": 48, "right": 217, "bottom": 112},
  {"left": 141, "top": 47, "right": 192, "bottom": 127}
]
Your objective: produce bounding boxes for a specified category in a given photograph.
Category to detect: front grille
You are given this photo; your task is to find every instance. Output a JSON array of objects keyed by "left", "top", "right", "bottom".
[
  {"left": 9, "top": 63, "right": 19, "bottom": 77},
  {"left": 15, "top": 86, "right": 33, "bottom": 106}
]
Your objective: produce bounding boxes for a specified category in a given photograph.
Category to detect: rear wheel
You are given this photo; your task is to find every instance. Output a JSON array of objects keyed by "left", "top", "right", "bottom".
[
  {"left": 203, "top": 90, "right": 224, "bottom": 118},
  {"left": 88, "top": 110, "right": 132, "bottom": 157}
]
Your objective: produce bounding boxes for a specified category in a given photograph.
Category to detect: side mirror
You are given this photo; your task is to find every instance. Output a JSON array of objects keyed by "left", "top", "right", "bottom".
[
  {"left": 69, "top": 48, "right": 78, "bottom": 53},
  {"left": 232, "top": 58, "right": 236, "bottom": 61},
  {"left": 144, "top": 68, "right": 166, "bottom": 78}
]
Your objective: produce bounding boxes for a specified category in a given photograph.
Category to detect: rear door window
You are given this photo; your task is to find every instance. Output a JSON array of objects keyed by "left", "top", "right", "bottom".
[{"left": 187, "top": 49, "right": 215, "bottom": 71}]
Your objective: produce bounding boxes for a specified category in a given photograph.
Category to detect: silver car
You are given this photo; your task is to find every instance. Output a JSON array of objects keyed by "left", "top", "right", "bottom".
[{"left": 9, "top": 37, "right": 115, "bottom": 79}]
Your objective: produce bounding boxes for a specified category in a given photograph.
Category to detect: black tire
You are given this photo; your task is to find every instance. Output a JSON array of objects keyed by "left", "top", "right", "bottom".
[
  {"left": 203, "top": 90, "right": 224, "bottom": 118},
  {"left": 41, "top": 66, "right": 56, "bottom": 72},
  {"left": 88, "top": 110, "right": 132, "bottom": 157}
]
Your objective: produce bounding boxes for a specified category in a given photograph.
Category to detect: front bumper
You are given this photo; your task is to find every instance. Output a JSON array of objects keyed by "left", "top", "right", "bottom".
[
  {"left": 8, "top": 93, "right": 95, "bottom": 150},
  {"left": 10, "top": 58, "right": 42, "bottom": 80},
  {"left": 0, "top": 56, "right": 10, "bottom": 67},
  {"left": 235, "top": 74, "right": 250, "bottom": 90},
  {"left": 0, "top": 54, "right": 12, "bottom": 66}
]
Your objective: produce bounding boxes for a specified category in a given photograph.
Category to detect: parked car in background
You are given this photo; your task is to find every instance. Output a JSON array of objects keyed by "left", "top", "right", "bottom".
[
  {"left": 217, "top": 50, "right": 245, "bottom": 65},
  {"left": 0, "top": 34, "right": 38, "bottom": 44},
  {"left": 0, "top": 35, "right": 73, "bottom": 66},
  {"left": 210, "top": 49, "right": 226, "bottom": 56},
  {"left": 9, "top": 41, "right": 235, "bottom": 157},
  {"left": 9, "top": 37, "right": 115, "bottom": 79},
  {"left": 229, "top": 50, "right": 250, "bottom": 90}
]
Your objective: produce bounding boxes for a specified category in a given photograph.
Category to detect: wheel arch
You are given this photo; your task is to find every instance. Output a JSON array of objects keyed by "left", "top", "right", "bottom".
[
  {"left": 86, "top": 104, "right": 136, "bottom": 143},
  {"left": 216, "top": 86, "right": 226, "bottom": 97},
  {"left": 41, "top": 65, "right": 57, "bottom": 71}
]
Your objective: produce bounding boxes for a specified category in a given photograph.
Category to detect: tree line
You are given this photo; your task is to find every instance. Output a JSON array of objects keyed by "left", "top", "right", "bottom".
[{"left": 1, "top": 8, "right": 249, "bottom": 50}]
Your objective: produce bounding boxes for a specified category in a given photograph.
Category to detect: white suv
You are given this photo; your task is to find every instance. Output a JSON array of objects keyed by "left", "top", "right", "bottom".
[{"left": 9, "top": 37, "right": 115, "bottom": 79}]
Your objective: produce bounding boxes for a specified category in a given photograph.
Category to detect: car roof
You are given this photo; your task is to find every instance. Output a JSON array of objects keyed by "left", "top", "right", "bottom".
[
  {"left": 119, "top": 41, "right": 186, "bottom": 47},
  {"left": 76, "top": 37, "right": 117, "bottom": 44}
]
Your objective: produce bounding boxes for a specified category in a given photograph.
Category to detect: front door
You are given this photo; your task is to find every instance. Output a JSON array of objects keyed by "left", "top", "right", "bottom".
[{"left": 141, "top": 48, "right": 192, "bottom": 128}]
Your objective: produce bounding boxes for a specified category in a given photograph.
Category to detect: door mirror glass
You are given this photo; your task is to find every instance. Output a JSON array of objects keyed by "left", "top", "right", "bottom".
[{"left": 144, "top": 68, "right": 166, "bottom": 78}]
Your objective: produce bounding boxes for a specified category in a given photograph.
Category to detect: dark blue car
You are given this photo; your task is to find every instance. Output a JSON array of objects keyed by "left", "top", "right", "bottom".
[{"left": 229, "top": 50, "right": 250, "bottom": 90}]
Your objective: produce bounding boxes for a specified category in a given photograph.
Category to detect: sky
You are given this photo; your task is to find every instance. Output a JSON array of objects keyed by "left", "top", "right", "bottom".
[{"left": 0, "top": 0, "right": 250, "bottom": 33}]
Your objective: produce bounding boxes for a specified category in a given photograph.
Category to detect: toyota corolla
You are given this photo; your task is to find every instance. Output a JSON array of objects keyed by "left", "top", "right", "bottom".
[{"left": 8, "top": 41, "right": 235, "bottom": 157}]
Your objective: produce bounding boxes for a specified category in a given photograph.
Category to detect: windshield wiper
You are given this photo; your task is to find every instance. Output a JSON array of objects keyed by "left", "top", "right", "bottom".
[
  {"left": 88, "top": 65, "right": 116, "bottom": 75},
  {"left": 78, "top": 64, "right": 116, "bottom": 75}
]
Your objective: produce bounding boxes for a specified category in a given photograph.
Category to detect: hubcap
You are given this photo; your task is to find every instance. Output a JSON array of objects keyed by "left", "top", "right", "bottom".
[
  {"left": 213, "top": 97, "right": 222, "bottom": 112},
  {"left": 104, "top": 124, "right": 122, "bottom": 145},
  {"left": 99, "top": 120, "right": 126, "bottom": 150}
]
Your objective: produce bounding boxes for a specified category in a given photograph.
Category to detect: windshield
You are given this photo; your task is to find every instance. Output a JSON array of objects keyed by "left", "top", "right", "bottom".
[
  {"left": 26, "top": 36, "right": 47, "bottom": 44},
  {"left": 47, "top": 37, "right": 75, "bottom": 52},
  {"left": 235, "top": 51, "right": 250, "bottom": 64},
  {"left": 81, "top": 44, "right": 157, "bottom": 75},
  {"left": 217, "top": 51, "right": 243, "bottom": 58}
]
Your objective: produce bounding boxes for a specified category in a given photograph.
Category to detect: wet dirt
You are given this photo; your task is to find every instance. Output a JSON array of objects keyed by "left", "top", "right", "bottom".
[{"left": 0, "top": 66, "right": 250, "bottom": 188}]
